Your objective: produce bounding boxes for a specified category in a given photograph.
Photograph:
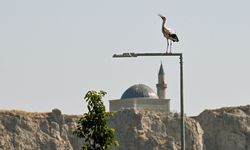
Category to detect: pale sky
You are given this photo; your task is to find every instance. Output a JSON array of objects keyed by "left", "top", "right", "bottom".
[{"left": 0, "top": 0, "right": 250, "bottom": 116}]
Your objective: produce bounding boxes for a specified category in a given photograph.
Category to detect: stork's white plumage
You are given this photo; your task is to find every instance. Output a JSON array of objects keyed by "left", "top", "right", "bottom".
[{"left": 159, "top": 14, "right": 179, "bottom": 53}]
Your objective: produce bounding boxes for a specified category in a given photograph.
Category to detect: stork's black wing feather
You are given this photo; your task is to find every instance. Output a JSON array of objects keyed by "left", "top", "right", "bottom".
[{"left": 169, "top": 33, "right": 179, "bottom": 42}]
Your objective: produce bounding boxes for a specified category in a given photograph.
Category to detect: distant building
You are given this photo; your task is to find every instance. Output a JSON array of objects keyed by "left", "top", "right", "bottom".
[{"left": 109, "top": 63, "right": 170, "bottom": 112}]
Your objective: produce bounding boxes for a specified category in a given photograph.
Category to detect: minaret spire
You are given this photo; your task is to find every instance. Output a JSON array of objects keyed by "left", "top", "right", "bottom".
[{"left": 156, "top": 62, "right": 167, "bottom": 99}]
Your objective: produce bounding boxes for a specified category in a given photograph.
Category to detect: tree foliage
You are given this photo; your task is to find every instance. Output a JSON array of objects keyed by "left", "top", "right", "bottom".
[{"left": 74, "top": 90, "right": 119, "bottom": 150}]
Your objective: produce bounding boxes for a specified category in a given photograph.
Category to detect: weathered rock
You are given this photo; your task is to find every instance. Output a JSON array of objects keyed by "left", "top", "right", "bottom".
[
  {"left": 0, "top": 109, "right": 82, "bottom": 150},
  {"left": 0, "top": 109, "right": 203, "bottom": 150},
  {"left": 195, "top": 105, "right": 250, "bottom": 150},
  {"left": 109, "top": 109, "right": 204, "bottom": 150},
  {"left": 1, "top": 105, "right": 250, "bottom": 150}
]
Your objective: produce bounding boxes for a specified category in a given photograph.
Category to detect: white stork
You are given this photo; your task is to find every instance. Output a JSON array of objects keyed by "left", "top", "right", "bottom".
[{"left": 159, "top": 14, "right": 179, "bottom": 53}]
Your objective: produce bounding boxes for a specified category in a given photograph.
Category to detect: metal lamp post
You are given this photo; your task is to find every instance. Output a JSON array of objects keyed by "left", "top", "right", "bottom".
[{"left": 113, "top": 52, "right": 185, "bottom": 150}]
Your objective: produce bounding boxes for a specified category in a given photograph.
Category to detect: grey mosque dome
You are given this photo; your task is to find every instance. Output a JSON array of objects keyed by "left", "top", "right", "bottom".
[{"left": 121, "top": 84, "right": 158, "bottom": 99}]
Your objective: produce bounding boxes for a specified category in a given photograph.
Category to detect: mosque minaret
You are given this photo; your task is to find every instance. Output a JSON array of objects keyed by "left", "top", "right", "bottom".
[{"left": 156, "top": 63, "right": 167, "bottom": 99}]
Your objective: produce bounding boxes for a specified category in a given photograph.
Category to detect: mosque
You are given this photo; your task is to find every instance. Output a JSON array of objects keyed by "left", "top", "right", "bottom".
[{"left": 109, "top": 63, "right": 170, "bottom": 112}]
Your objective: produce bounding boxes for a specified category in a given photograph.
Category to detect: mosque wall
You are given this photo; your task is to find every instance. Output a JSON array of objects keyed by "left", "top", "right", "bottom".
[{"left": 109, "top": 98, "right": 170, "bottom": 112}]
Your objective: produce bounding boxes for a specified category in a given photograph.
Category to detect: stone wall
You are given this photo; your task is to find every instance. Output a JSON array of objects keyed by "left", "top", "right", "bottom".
[{"left": 109, "top": 98, "right": 170, "bottom": 112}]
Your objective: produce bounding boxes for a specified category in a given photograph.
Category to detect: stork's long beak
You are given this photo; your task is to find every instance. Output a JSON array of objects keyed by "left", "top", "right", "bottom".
[{"left": 158, "top": 14, "right": 164, "bottom": 19}]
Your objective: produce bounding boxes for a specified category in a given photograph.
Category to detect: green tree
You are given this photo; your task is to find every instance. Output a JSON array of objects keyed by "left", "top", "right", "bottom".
[{"left": 74, "top": 90, "right": 119, "bottom": 150}]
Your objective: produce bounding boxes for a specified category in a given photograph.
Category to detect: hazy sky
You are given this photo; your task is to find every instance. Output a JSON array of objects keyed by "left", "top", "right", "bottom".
[{"left": 0, "top": 0, "right": 249, "bottom": 116}]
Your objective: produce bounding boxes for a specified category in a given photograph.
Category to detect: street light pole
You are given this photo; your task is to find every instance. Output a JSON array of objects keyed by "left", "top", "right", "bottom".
[
  {"left": 113, "top": 52, "right": 185, "bottom": 150},
  {"left": 179, "top": 54, "right": 185, "bottom": 150}
]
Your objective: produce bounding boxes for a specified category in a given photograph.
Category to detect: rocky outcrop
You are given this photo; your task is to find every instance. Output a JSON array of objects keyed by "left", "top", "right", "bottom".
[
  {"left": 0, "top": 108, "right": 203, "bottom": 150},
  {"left": 195, "top": 105, "right": 250, "bottom": 150},
  {"left": 1, "top": 105, "right": 250, "bottom": 150},
  {"left": 109, "top": 109, "right": 204, "bottom": 150},
  {"left": 0, "top": 109, "right": 82, "bottom": 150}
]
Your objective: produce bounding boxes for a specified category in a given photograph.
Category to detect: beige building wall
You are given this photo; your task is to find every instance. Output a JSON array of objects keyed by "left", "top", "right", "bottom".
[{"left": 109, "top": 98, "right": 170, "bottom": 112}]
